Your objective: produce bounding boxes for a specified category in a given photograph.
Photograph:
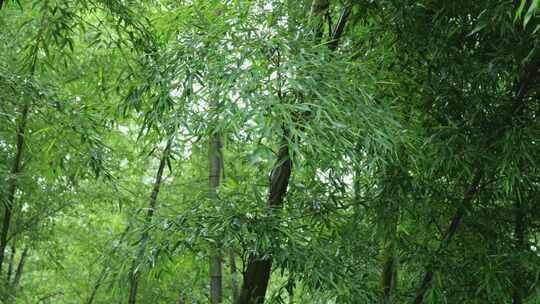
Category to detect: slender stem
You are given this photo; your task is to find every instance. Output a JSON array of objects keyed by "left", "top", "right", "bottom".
[
  {"left": 209, "top": 127, "right": 223, "bottom": 304},
  {"left": 0, "top": 103, "right": 29, "bottom": 274},
  {"left": 128, "top": 140, "right": 171, "bottom": 304},
  {"left": 6, "top": 240, "right": 16, "bottom": 283},
  {"left": 413, "top": 172, "right": 482, "bottom": 304},
  {"left": 86, "top": 226, "right": 130, "bottom": 304},
  {"left": 11, "top": 246, "right": 28, "bottom": 290}
]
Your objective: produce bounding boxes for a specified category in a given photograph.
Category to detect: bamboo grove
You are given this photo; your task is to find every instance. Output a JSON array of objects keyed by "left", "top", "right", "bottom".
[{"left": 1, "top": 0, "right": 540, "bottom": 303}]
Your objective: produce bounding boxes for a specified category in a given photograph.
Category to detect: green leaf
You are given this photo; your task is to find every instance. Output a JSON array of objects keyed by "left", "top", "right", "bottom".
[
  {"left": 524, "top": 0, "right": 540, "bottom": 27},
  {"left": 468, "top": 22, "right": 487, "bottom": 37},
  {"left": 516, "top": 0, "right": 527, "bottom": 21}
]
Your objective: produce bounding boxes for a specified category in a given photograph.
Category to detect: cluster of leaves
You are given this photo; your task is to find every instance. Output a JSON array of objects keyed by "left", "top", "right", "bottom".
[{"left": 1, "top": 0, "right": 540, "bottom": 304}]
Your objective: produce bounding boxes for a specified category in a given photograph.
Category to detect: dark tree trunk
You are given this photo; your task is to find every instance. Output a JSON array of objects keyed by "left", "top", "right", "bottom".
[
  {"left": 381, "top": 165, "right": 407, "bottom": 304},
  {"left": 381, "top": 217, "right": 398, "bottom": 303},
  {"left": 237, "top": 134, "right": 292, "bottom": 304},
  {"left": 237, "top": 259, "right": 274, "bottom": 304},
  {"left": 0, "top": 104, "right": 29, "bottom": 274},
  {"left": 209, "top": 247, "right": 223, "bottom": 304},
  {"left": 128, "top": 140, "right": 171, "bottom": 304},
  {"left": 6, "top": 242, "right": 16, "bottom": 283},
  {"left": 9, "top": 247, "right": 28, "bottom": 299},
  {"left": 236, "top": 2, "right": 352, "bottom": 302},
  {"left": 11, "top": 246, "right": 28, "bottom": 292},
  {"left": 379, "top": 167, "right": 401, "bottom": 303},
  {"left": 209, "top": 130, "right": 223, "bottom": 304},
  {"left": 381, "top": 253, "right": 397, "bottom": 302}
]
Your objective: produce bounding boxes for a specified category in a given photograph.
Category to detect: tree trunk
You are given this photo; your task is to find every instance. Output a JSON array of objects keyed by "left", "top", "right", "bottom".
[
  {"left": 209, "top": 250, "right": 222, "bottom": 304},
  {"left": 209, "top": 130, "right": 223, "bottom": 304},
  {"left": 10, "top": 245, "right": 28, "bottom": 299},
  {"left": 127, "top": 140, "right": 171, "bottom": 304},
  {"left": 236, "top": 2, "right": 352, "bottom": 302},
  {"left": 6, "top": 242, "right": 16, "bottom": 283},
  {"left": 0, "top": 103, "right": 29, "bottom": 274},
  {"left": 237, "top": 258, "right": 274, "bottom": 304},
  {"left": 380, "top": 167, "right": 401, "bottom": 303},
  {"left": 237, "top": 133, "right": 292, "bottom": 304},
  {"left": 381, "top": 207, "right": 398, "bottom": 303},
  {"left": 381, "top": 245, "right": 397, "bottom": 303}
]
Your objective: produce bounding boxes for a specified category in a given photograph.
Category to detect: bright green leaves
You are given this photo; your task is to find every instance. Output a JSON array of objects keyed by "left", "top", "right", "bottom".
[
  {"left": 516, "top": 0, "right": 540, "bottom": 28},
  {"left": 515, "top": 0, "right": 540, "bottom": 33},
  {"left": 1, "top": 1, "right": 540, "bottom": 303}
]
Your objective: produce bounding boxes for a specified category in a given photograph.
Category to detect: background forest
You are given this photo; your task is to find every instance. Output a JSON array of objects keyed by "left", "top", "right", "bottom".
[{"left": 1, "top": 0, "right": 540, "bottom": 303}]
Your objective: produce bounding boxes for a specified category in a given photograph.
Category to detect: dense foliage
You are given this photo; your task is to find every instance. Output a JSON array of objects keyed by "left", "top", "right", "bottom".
[{"left": 1, "top": 0, "right": 540, "bottom": 303}]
